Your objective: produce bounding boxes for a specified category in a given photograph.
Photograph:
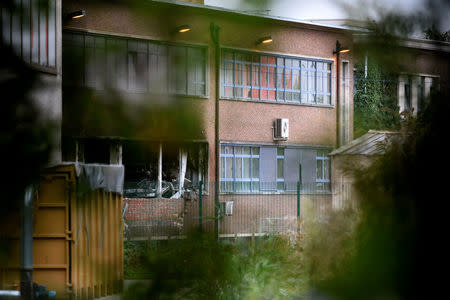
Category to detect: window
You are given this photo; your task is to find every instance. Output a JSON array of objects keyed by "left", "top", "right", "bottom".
[
  {"left": 316, "top": 150, "right": 330, "bottom": 191},
  {"left": 63, "top": 31, "right": 207, "bottom": 96},
  {"left": 404, "top": 77, "right": 411, "bottom": 111},
  {"left": 221, "top": 145, "right": 331, "bottom": 193},
  {"left": 399, "top": 74, "right": 439, "bottom": 114},
  {"left": 221, "top": 49, "right": 332, "bottom": 105},
  {"left": 417, "top": 76, "right": 437, "bottom": 113},
  {"left": 220, "top": 145, "right": 260, "bottom": 192},
  {"left": 277, "top": 148, "right": 285, "bottom": 191},
  {"left": 1, "top": 0, "right": 57, "bottom": 69}
]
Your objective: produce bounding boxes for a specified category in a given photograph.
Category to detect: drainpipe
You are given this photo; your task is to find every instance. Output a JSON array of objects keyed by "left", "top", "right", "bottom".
[
  {"left": 210, "top": 22, "right": 220, "bottom": 238},
  {"left": 333, "top": 40, "right": 349, "bottom": 148},
  {"left": 336, "top": 52, "right": 341, "bottom": 148},
  {"left": 20, "top": 186, "right": 34, "bottom": 300}
]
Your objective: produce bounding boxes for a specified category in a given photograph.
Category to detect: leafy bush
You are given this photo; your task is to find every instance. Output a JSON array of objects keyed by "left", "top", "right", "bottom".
[{"left": 353, "top": 61, "right": 400, "bottom": 138}]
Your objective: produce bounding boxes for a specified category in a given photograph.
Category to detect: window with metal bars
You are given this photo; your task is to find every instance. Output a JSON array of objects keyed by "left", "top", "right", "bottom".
[
  {"left": 220, "top": 49, "right": 332, "bottom": 105},
  {"left": 316, "top": 149, "right": 331, "bottom": 191},
  {"left": 220, "top": 145, "right": 260, "bottom": 192},
  {"left": 63, "top": 31, "right": 207, "bottom": 96},
  {"left": 1, "top": 0, "right": 57, "bottom": 70},
  {"left": 277, "top": 148, "right": 285, "bottom": 191}
]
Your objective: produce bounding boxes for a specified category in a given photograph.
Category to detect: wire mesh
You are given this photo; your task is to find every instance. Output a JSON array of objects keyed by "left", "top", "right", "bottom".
[{"left": 122, "top": 181, "right": 355, "bottom": 240}]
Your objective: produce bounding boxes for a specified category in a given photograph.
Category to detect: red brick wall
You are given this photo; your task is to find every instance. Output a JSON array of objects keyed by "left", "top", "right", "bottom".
[{"left": 63, "top": 0, "right": 354, "bottom": 183}]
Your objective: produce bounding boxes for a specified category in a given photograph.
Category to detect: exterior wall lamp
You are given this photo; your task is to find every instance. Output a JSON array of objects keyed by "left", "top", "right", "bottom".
[
  {"left": 333, "top": 40, "right": 349, "bottom": 54},
  {"left": 176, "top": 25, "right": 191, "bottom": 33},
  {"left": 67, "top": 10, "right": 86, "bottom": 20},
  {"left": 256, "top": 36, "right": 273, "bottom": 45}
]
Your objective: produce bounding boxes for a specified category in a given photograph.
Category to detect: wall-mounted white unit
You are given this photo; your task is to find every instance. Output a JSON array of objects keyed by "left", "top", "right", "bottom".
[
  {"left": 274, "top": 118, "right": 289, "bottom": 140},
  {"left": 221, "top": 201, "right": 234, "bottom": 216}
]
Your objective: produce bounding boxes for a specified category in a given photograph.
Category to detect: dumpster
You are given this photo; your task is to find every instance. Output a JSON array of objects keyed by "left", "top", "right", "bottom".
[{"left": 0, "top": 164, "right": 124, "bottom": 299}]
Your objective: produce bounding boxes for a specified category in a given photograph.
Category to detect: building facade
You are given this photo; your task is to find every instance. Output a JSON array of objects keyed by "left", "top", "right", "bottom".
[{"left": 61, "top": 0, "right": 354, "bottom": 197}]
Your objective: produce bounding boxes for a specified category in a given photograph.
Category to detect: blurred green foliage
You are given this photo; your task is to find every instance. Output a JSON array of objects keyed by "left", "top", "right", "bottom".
[
  {"left": 353, "top": 61, "right": 400, "bottom": 138},
  {"left": 315, "top": 89, "right": 449, "bottom": 299},
  {"left": 123, "top": 232, "right": 312, "bottom": 299}
]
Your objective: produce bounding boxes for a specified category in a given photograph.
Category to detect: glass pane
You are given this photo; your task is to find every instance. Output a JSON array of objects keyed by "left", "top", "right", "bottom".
[
  {"left": 260, "top": 62, "right": 268, "bottom": 99},
  {"left": 220, "top": 157, "right": 225, "bottom": 178},
  {"left": 47, "top": 0, "right": 56, "bottom": 67},
  {"left": 252, "top": 58, "right": 260, "bottom": 99},
  {"left": 325, "top": 72, "right": 331, "bottom": 93},
  {"left": 243, "top": 158, "right": 251, "bottom": 178},
  {"left": 277, "top": 182, "right": 285, "bottom": 190},
  {"left": 235, "top": 146, "right": 242, "bottom": 155},
  {"left": 243, "top": 62, "right": 251, "bottom": 98},
  {"left": 226, "top": 157, "right": 233, "bottom": 178},
  {"left": 277, "top": 159, "right": 284, "bottom": 178},
  {"left": 252, "top": 158, "right": 259, "bottom": 178},
  {"left": 252, "top": 182, "right": 260, "bottom": 191},
  {"left": 293, "top": 69, "right": 300, "bottom": 91},
  {"left": 235, "top": 182, "right": 243, "bottom": 192},
  {"left": 235, "top": 158, "right": 243, "bottom": 178},
  {"left": 243, "top": 147, "right": 251, "bottom": 154},
  {"left": 277, "top": 148, "right": 284, "bottom": 156},
  {"left": 170, "top": 46, "right": 187, "bottom": 94},
  {"left": 242, "top": 182, "right": 251, "bottom": 192},
  {"left": 308, "top": 70, "right": 315, "bottom": 103},
  {"left": 317, "top": 94, "right": 324, "bottom": 104},
  {"left": 301, "top": 69, "right": 308, "bottom": 103},
  {"left": 252, "top": 147, "right": 260, "bottom": 155},
  {"left": 277, "top": 65, "right": 284, "bottom": 100},
  {"left": 316, "top": 160, "right": 323, "bottom": 180},
  {"left": 324, "top": 159, "right": 330, "bottom": 180},
  {"left": 223, "top": 146, "right": 232, "bottom": 154}
]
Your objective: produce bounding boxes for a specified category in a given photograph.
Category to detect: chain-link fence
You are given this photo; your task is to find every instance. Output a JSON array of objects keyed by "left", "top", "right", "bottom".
[{"left": 122, "top": 181, "right": 355, "bottom": 240}]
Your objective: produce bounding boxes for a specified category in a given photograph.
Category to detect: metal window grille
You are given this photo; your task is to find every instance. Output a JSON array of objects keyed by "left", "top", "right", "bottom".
[{"left": 221, "top": 49, "right": 332, "bottom": 105}]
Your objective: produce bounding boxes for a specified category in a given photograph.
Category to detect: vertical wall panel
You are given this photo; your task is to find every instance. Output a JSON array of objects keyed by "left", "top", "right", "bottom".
[
  {"left": 1, "top": 9, "right": 11, "bottom": 46},
  {"left": 22, "top": 0, "right": 31, "bottom": 63},
  {"left": 31, "top": 0, "right": 40, "bottom": 64},
  {"left": 47, "top": 0, "right": 55, "bottom": 67},
  {"left": 11, "top": 1, "right": 21, "bottom": 56},
  {"left": 38, "top": 0, "right": 47, "bottom": 66},
  {"left": 300, "top": 149, "right": 317, "bottom": 188},
  {"left": 284, "top": 148, "right": 301, "bottom": 189},
  {"left": 260, "top": 147, "right": 276, "bottom": 190}
]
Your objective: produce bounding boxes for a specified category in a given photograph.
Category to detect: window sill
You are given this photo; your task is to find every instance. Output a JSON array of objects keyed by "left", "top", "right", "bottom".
[
  {"left": 30, "top": 64, "right": 58, "bottom": 76},
  {"left": 219, "top": 97, "right": 334, "bottom": 108},
  {"left": 62, "top": 84, "right": 208, "bottom": 99},
  {"left": 219, "top": 190, "right": 332, "bottom": 195}
]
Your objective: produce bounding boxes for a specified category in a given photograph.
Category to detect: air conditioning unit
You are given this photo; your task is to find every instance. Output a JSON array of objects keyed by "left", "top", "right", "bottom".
[
  {"left": 220, "top": 201, "right": 234, "bottom": 216},
  {"left": 274, "top": 118, "right": 289, "bottom": 140}
]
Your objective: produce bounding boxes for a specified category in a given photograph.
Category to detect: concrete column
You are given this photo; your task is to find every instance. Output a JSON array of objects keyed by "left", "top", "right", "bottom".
[
  {"left": 157, "top": 143, "right": 162, "bottom": 197},
  {"left": 109, "top": 143, "right": 122, "bottom": 165}
]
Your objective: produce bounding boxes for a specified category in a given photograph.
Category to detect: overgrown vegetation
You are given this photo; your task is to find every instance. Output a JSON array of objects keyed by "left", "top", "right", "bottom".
[
  {"left": 123, "top": 207, "right": 360, "bottom": 299},
  {"left": 353, "top": 61, "right": 400, "bottom": 138},
  {"left": 424, "top": 24, "right": 450, "bottom": 42}
]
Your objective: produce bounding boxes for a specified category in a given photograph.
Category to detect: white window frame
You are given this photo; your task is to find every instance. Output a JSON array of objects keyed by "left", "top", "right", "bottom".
[
  {"left": 221, "top": 48, "right": 333, "bottom": 106},
  {"left": 220, "top": 145, "right": 260, "bottom": 193}
]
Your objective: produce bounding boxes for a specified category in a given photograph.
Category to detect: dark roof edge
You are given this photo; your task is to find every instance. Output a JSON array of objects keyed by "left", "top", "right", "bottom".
[
  {"left": 152, "top": 0, "right": 362, "bottom": 33},
  {"left": 329, "top": 130, "right": 399, "bottom": 156}
]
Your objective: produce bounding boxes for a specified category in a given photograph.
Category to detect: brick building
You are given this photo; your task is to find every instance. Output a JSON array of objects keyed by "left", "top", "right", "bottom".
[{"left": 61, "top": 0, "right": 354, "bottom": 195}]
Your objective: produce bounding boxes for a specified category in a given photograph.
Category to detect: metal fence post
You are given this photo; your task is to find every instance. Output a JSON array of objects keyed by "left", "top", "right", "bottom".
[
  {"left": 297, "top": 181, "right": 301, "bottom": 218},
  {"left": 199, "top": 181, "right": 203, "bottom": 232},
  {"left": 297, "top": 164, "right": 302, "bottom": 231}
]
